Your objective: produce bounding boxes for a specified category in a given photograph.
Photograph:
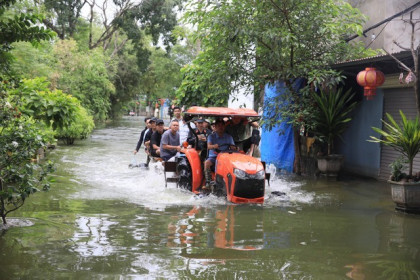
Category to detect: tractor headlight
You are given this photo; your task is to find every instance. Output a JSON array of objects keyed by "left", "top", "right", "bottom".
[{"left": 233, "top": 168, "right": 247, "bottom": 179}]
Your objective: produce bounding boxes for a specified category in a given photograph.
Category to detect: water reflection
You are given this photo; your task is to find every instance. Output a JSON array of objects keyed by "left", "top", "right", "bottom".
[
  {"left": 72, "top": 215, "right": 118, "bottom": 257},
  {"left": 166, "top": 205, "right": 271, "bottom": 252}
]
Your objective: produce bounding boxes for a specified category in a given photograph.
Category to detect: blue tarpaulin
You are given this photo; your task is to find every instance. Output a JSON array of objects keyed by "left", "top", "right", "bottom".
[{"left": 261, "top": 79, "right": 305, "bottom": 173}]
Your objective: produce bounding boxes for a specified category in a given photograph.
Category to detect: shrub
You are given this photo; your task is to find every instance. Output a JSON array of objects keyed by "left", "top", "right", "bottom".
[{"left": 55, "top": 106, "right": 95, "bottom": 145}]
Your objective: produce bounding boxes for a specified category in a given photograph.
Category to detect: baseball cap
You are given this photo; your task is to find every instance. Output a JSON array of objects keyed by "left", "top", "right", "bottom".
[
  {"left": 156, "top": 119, "right": 164, "bottom": 125},
  {"left": 196, "top": 119, "right": 204, "bottom": 123},
  {"left": 149, "top": 117, "right": 157, "bottom": 123}
]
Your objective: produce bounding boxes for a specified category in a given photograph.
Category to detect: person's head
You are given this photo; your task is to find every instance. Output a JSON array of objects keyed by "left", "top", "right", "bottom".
[
  {"left": 170, "top": 120, "right": 179, "bottom": 133},
  {"left": 149, "top": 118, "right": 157, "bottom": 129},
  {"left": 144, "top": 117, "right": 150, "bottom": 124},
  {"left": 214, "top": 118, "right": 226, "bottom": 133},
  {"left": 156, "top": 119, "right": 164, "bottom": 133},
  {"left": 231, "top": 116, "right": 243, "bottom": 125},
  {"left": 173, "top": 106, "right": 181, "bottom": 119},
  {"left": 196, "top": 119, "right": 204, "bottom": 130},
  {"left": 203, "top": 119, "right": 210, "bottom": 129}
]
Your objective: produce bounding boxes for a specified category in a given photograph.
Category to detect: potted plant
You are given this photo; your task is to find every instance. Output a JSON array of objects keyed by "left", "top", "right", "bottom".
[
  {"left": 370, "top": 111, "right": 420, "bottom": 213},
  {"left": 311, "top": 88, "right": 358, "bottom": 177}
]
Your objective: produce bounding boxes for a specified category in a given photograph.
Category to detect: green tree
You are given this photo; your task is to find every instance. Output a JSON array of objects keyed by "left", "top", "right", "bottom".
[
  {"left": 183, "top": 0, "right": 378, "bottom": 173},
  {"left": 10, "top": 41, "right": 55, "bottom": 79},
  {"left": 0, "top": 0, "right": 58, "bottom": 225},
  {"left": 52, "top": 39, "right": 115, "bottom": 121},
  {"left": 176, "top": 52, "right": 230, "bottom": 107},
  {"left": 55, "top": 105, "right": 95, "bottom": 145},
  {"left": 42, "top": 0, "right": 86, "bottom": 39},
  {"left": 0, "top": 83, "right": 55, "bottom": 225},
  {"left": 0, "top": 0, "right": 55, "bottom": 73},
  {"left": 9, "top": 77, "right": 80, "bottom": 130},
  {"left": 138, "top": 46, "right": 186, "bottom": 108}
]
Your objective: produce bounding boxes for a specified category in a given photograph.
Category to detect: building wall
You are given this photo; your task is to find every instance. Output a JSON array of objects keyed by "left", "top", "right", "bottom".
[
  {"left": 338, "top": 89, "right": 384, "bottom": 177},
  {"left": 348, "top": 0, "right": 420, "bottom": 51}
]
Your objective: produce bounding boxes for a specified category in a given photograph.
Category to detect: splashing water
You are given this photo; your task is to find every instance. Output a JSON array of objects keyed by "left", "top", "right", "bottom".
[{"left": 59, "top": 118, "right": 315, "bottom": 208}]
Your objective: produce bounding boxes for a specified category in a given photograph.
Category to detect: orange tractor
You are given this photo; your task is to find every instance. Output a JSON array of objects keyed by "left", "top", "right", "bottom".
[{"left": 164, "top": 106, "right": 270, "bottom": 204}]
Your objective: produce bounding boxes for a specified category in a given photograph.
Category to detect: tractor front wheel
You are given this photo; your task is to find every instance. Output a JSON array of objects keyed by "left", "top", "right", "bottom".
[{"left": 177, "top": 157, "right": 192, "bottom": 191}]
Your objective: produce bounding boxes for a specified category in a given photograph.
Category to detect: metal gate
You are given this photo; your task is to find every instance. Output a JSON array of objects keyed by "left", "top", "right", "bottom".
[{"left": 379, "top": 87, "right": 420, "bottom": 180}]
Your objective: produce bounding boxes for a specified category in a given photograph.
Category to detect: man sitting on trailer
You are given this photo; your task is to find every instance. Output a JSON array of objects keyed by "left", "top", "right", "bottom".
[
  {"left": 160, "top": 120, "right": 183, "bottom": 161},
  {"left": 204, "top": 118, "right": 235, "bottom": 189},
  {"left": 150, "top": 119, "right": 166, "bottom": 158}
]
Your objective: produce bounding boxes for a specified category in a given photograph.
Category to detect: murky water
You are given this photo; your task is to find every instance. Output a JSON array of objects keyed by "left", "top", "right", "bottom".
[{"left": 1, "top": 117, "right": 420, "bottom": 279}]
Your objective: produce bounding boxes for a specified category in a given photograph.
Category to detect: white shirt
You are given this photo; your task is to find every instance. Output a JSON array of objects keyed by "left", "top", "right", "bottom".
[{"left": 172, "top": 117, "right": 195, "bottom": 144}]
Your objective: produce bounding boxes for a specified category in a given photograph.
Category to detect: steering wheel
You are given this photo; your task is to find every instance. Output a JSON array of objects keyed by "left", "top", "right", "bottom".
[{"left": 215, "top": 143, "right": 238, "bottom": 153}]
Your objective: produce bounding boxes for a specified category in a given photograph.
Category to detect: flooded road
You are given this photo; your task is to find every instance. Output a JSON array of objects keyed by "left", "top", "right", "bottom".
[{"left": 1, "top": 116, "right": 420, "bottom": 279}]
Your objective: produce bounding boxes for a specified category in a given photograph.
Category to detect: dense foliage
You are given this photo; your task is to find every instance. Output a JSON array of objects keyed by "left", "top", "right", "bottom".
[
  {"left": 0, "top": 81, "right": 55, "bottom": 225},
  {"left": 8, "top": 0, "right": 190, "bottom": 119},
  {"left": 176, "top": 52, "right": 230, "bottom": 107},
  {"left": 182, "top": 0, "right": 377, "bottom": 122},
  {"left": 179, "top": 0, "right": 379, "bottom": 173}
]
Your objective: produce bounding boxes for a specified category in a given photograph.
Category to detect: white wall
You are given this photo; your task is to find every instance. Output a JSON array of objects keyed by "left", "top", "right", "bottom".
[{"left": 228, "top": 85, "right": 254, "bottom": 109}]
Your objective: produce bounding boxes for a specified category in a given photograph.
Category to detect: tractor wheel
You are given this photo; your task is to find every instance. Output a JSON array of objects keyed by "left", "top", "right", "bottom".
[{"left": 177, "top": 157, "right": 192, "bottom": 191}]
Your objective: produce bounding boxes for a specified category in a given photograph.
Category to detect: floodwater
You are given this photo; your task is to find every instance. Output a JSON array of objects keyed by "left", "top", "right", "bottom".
[{"left": 1, "top": 117, "right": 420, "bottom": 279}]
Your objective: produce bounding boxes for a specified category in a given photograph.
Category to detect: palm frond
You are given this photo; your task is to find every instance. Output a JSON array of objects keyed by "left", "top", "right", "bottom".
[{"left": 369, "top": 110, "right": 420, "bottom": 177}]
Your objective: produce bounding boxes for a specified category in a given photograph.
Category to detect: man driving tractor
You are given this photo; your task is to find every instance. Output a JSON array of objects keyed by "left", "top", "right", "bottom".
[{"left": 204, "top": 118, "right": 235, "bottom": 189}]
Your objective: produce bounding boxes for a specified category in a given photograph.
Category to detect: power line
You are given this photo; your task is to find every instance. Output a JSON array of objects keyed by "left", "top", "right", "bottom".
[{"left": 345, "top": 1, "right": 420, "bottom": 42}]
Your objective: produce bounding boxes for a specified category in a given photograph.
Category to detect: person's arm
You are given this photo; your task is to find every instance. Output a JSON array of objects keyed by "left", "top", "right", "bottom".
[
  {"left": 186, "top": 130, "right": 195, "bottom": 145},
  {"left": 228, "top": 135, "right": 239, "bottom": 151},
  {"left": 162, "top": 144, "right": 182, "bottom": 152},
  {"left": 207, "top": 135, "right": 219, "bottom": 150},
  {"left": 144, "top": 130, "right": 152, "bottom": 148},
  {"left": 134, "top": 129, "right": 146, "bottom": 154},
  {"left": 162, "top": 133, "right": 182, "bottom": 152},
  {"left": 151, "top": 132, "right": 163, "bottom": 152}
]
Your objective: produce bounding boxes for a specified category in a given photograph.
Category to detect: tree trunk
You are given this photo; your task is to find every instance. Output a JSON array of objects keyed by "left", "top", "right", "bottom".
[
  {"left": 0, "top": 180, "right": 6, "bottom": 225},
  {"left": 293, "top": 128, "right": 301, "bottom": 175},
  {"left": 415, "top": 55, "right": 419, "bottom": 117}
]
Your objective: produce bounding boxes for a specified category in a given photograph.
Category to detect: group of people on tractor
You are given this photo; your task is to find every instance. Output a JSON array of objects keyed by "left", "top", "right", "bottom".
[{"left": 133, "top": 106, "right": 261, "bottom": 188}]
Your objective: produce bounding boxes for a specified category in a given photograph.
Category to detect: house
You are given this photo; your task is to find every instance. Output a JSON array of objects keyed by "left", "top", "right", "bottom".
[
  {"left": 334, "top": 51, "right": 417, "bottom": 180},
  {"left": 334, "top": 0, "right": 419, "bottom": 180}
]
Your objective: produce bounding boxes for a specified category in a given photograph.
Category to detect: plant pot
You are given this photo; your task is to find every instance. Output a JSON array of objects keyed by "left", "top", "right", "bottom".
[
  {"left": 317, "top": 154, "right": 344, "bottom": 177},
  {"left": 389, "top": 180, "right": 420, "bottom": 213}
]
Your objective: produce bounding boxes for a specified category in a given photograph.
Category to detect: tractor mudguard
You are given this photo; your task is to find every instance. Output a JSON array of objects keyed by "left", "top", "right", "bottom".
[{"left": 182, "top": 148, "right": 204, "bottom": 193}]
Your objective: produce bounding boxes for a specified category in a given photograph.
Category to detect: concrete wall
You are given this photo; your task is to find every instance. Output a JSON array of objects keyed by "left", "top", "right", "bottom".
[
  {"left": 338, "top": 89, "right": 384, "bottom": 177},
  {"left": 348, "top": 0, "right": 420, "bottom": 52}
]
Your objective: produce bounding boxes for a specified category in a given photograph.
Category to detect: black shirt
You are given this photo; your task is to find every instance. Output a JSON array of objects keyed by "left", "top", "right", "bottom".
[
  {"left": 187, "top": 128, "right": 212, "bottom": 149},
  {"left": 144, "top": 128, "right": 153, "bottom": 144},
  {"left": 135, "top": 127, "right": 148, "bottom": 152},
  {"left": 150, "top": 130, "right": 166, "bottom": 157}
]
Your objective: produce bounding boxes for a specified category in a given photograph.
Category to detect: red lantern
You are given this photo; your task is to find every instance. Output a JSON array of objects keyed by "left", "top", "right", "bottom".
[{"left": 356, "top": 67, "right": 385, "bottom": 100}]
